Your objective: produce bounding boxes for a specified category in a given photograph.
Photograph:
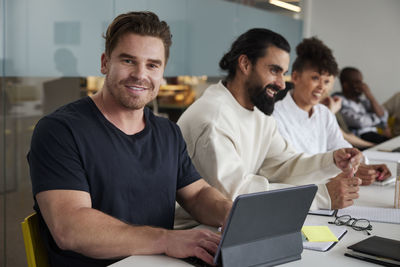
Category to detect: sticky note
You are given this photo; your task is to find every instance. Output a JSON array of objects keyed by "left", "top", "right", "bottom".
[{"left": 301, "top": 226, "right": 338, "bottom": 242}]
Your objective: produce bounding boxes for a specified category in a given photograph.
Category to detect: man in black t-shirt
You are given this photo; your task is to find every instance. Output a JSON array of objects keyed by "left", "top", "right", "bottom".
[{"left": 28, "top": 11, "right": 232, "bottom": 267}]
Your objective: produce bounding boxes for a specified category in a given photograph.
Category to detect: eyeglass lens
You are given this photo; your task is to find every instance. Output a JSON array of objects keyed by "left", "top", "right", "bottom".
[{"left": 333, "top": 215, "right": 372, "bottom": 232}]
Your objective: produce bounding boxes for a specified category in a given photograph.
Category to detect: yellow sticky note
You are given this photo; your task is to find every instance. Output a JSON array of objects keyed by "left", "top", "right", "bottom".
[{"left": 301, "top": 226, "right": 338, "bottom": 242}]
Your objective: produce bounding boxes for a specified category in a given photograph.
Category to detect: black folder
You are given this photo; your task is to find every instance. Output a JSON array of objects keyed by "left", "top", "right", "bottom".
[{"left": 345, "top": 236, "right": 400, "bottom": 266}]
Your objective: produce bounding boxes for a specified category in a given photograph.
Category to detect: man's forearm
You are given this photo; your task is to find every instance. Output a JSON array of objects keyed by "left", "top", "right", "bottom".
[
  {"left": 342, "top": 130, "right": 375, "bottom": 148},
  {"left": 186, "top": 186, "right": 232, "bottom": 227},
  {"left": 364, "top": 90, "right": 385, "bottom": 117},
  {"left": 48, "top": 207, "right": 168, "bottom": 259}
]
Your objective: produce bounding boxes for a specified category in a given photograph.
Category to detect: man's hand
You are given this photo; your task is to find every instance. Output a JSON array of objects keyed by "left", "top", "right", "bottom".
[
  {"left": 164, "top": 229, "right": 221, "bottom": 265},
  {"left": 326, "top": 171, "right": 362, "bottom": 209},
  {"left": 333, "top": 147, "right": 363, "bottom": 172},
  {"left": 356, "top": 163, "right": 392, "bottom": 185},
  {"left": 360, "top": 82, "right": 371, "bottom": 95},
  {"left": 358, "top": 82, "right": 386, "bottom": 118}
]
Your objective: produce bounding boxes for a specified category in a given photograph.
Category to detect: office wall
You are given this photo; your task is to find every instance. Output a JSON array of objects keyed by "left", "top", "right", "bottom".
[
  {"left": 303, "top": 0, "right": 400, "bottom": 103},
  {"left": 3, "top": 0, "right": 302, "bottom": 78},
  {"left": 4, "top": 0, "right": 114, "bottom": 77}
]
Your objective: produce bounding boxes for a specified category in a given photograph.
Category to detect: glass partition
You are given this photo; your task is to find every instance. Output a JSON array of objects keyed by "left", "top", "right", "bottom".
[{"left": 0, "top": 0, "right": 302, "bottom": 265}]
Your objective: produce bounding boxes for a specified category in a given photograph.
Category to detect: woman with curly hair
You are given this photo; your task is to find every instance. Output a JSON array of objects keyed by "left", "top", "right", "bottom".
[
  {"left": 273, "top": 37, "right": 349, "bottom": 153},
  {"left": 273, "top": 37, "right": 391, "bottom": 201}
]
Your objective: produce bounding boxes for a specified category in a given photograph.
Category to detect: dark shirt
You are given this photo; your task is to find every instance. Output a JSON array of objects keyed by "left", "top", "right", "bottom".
[{"left": 28, "top": 97, "right": 201, "bottom": 266}]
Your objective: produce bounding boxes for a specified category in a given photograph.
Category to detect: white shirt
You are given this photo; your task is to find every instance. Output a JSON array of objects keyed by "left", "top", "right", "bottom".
[
  {"left": 273, "top": 92, "right": 352, "bottom": 154},
  {"left": 175, "top": 81, "right": 341, "bottom": 229}
]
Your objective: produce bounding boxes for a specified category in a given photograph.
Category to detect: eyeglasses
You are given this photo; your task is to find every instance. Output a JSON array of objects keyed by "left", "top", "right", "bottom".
[{"left": 329, "top": 215, "right": 372, "bottom": 235}]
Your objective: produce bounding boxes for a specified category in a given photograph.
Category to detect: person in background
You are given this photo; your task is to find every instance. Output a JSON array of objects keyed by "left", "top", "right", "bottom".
[
  {"left": 383, "top": 92, "right": 400, "bottom": 137},
  {"left": 320, "top": 94, "right": 375, "bottom": 149},
  {"left": 28, "top": 11, "right": 232, "bottom": 267},
  {"left": 273, "top": 37, "right": 391, "bottom": 188},
  {"left": 175, "top": 28, "right": 363, "bottom": 229},
  {"left": 338, "top": 67, "right": 391, "bottom": 144}
]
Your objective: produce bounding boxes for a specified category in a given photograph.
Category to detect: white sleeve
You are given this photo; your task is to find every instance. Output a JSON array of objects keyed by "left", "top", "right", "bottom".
[
  {"left": 192, "top": 121, "right": 337, "bottom": 210},
  {"left": 190, "top": 123, "right": 277, "bottom": 200},
  {"left": 267, "top": 182, "right": 331, "bottom": 210},
  {"left": 311, "top": 184, "right": 331, "bottom": 210},
  {"left": 258, "top": 121, "right": 341, "bottom": 186}
]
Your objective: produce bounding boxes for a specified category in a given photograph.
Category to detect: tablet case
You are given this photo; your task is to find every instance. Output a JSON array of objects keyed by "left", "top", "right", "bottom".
[{"left": 214, "top": 184, "right": 318, "bottom": 267}]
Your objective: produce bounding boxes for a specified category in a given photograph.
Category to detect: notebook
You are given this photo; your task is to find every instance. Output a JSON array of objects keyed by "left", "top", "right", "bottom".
[
  {"left": 308, "top": 209, "right": 336, "bottom": 216},
  {"left": 302, "top": 225, "right": 347, "bottom": 252},
  {"left": 345, "top": 236, "right": 400, "bottom": 266},
  {"left": 209, "top": 184, "right": 318, "bottom": 267}
]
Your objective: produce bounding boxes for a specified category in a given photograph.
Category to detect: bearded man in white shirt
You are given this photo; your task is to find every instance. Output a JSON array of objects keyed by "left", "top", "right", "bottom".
[{"left": 175, "top": 28, "right": 363, "bottom": 229}]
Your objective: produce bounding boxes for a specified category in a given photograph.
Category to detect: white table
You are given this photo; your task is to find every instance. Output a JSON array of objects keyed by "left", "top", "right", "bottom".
[
  {"left": 367, "top": 135, "right": 400, "bottom": 152},
  {"left": 110, "top": 138, "right": 400, "bottom": 267}
]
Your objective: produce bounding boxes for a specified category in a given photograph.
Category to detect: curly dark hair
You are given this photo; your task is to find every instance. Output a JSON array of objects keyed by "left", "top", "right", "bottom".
[
  {"left": 292, "top": 37, "right": 338, "bottom": 76},
  {"left": 219, "top": 28, "right": 290, "bottom": 81},
  {"left": 104, "top": 11, "right": 172, "bottom": 62}
]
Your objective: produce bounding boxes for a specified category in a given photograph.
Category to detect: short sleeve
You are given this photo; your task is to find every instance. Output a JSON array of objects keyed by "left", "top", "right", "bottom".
[
  {"left": 28, "top": 117, "right": 89, "bottom": 196},
  {"left": 175, "top": 126, "right": 201, "bottom": 190}
]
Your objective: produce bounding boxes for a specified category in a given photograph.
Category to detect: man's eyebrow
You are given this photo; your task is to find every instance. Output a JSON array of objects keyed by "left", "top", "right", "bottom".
[
  {"left": 268, "top": 64, "right": 289, "bottom": 76},
  {"left": 148, "top": 58, "right": 163, "bottom": 66},
  {"left": 118, "top": 53, "right": 134, "bottom": 59},
  {"left": 268, "top": 64, "right": 284, "bottom": 72},
  {"left": 117, "top": 53, "right": 162, "bottom": 66}
]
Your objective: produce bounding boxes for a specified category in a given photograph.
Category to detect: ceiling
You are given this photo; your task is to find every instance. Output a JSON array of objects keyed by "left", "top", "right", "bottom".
[{"left": 222, "top": 0, "right": 302, "bottom": 19}]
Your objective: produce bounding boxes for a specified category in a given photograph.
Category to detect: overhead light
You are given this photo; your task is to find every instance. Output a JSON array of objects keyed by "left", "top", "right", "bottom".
[{"left": 269, "top": 0, "right": 301, "bottom": 13}]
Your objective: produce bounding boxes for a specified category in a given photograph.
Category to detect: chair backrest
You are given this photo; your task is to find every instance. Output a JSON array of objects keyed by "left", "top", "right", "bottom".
[
  {"left": 21, "top": 213, "right": 50, "bottom": 267},
  {"left": 336, "top": 112, "right": 351, "bottom": 133}
]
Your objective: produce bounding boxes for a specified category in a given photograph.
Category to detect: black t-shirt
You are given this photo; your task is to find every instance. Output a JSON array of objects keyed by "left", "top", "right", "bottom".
[{"left": 28, "top": 97, "right": 201, "bottom": 266}]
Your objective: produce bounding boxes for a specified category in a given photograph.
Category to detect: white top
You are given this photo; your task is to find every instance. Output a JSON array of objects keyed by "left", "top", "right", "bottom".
[
  {"left": 273, "top": 92, "right": 352, "bottom": 154},
  {"left": 175, "top": 81, "right": 341, "bottom": 229}
]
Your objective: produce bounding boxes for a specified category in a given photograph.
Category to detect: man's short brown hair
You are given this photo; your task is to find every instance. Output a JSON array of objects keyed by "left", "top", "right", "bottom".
[{"left": 104, "top": 11, "right": 172, "bottom": 62}]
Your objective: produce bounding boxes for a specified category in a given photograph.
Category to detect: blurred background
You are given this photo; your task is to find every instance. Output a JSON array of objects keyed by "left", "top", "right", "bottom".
[{"left": 1, "top": 0, "right": 399, "bottom": 266}]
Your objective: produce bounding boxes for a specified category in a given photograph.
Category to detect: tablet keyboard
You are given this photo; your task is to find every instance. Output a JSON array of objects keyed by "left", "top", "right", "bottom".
[{"left": 181, "top": 257, "right": 214, "bottom": 267}]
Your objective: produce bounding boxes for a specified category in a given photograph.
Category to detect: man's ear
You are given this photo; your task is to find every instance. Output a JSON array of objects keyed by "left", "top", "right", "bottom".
[
  {"left": 237, "top": 54, "right": 252, "bottom": 76},
  {"left": 291, "top": 71, "right": 299, "bottom": 83},
  {"left": 100, "top": 53, "right": 109, "bottom": 75}
]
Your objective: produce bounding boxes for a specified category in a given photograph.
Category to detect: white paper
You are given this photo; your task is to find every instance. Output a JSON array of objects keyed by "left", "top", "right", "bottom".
[
  {"left": 337, "top": 205, "right": 400, "bottom": 224},
  {"left": 362, "top": 151, "right": 400, "bottom": 163}
]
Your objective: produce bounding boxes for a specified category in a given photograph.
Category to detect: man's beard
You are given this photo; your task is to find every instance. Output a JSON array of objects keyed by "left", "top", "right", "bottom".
[
  {"left": 106, "top": 75, "right": 156, "bottom": 110},
  {"left": 249, "top": 84, "right": 280, "bottom": 116}
]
